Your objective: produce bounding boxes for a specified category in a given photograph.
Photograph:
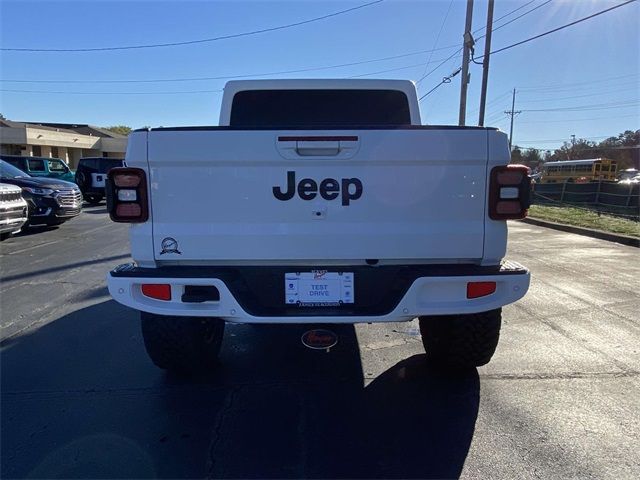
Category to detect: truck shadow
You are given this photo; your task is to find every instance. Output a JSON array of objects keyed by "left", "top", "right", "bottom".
[{"left": 1, "top": 300, "right": 479, "bottom": 479}]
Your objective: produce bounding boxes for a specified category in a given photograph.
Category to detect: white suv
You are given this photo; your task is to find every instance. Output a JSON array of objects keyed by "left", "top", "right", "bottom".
[{"left": 0, "top": 183, "right": 28, "bottom": 240}]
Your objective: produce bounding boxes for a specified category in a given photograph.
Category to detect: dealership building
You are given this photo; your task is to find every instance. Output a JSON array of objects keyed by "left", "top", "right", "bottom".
[{"left": 0, "top": 119, "right": 127, "bottom": 169}]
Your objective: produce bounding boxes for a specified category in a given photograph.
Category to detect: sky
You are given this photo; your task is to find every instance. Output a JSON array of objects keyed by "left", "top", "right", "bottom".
[{"left": 0, "top": 0, "right": 638, "bottom": 153}]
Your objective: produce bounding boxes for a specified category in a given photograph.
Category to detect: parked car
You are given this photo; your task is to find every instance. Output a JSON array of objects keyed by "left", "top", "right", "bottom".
[
  {"left": 618, "top": 174, "right": 640, "bottom": 185},
  {"left": 75, "top": 157, "right": 125, "bottom": 204},
  {"left": 617, "top": 168, "right": 639, "bottom": 182},
  {"left": 0, "top": 155, "right": 76, "bottom": 183},
  {"left": 0, "top": 160, "right": 82, "bottom": 226},
  {"left": 0, "top": 182, "right": 28, "bottom": 240}
]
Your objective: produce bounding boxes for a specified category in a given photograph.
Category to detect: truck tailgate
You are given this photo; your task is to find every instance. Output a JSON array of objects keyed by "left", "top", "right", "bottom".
[{"left": 145, "top": 128, "right": 489, "bottom": 262}]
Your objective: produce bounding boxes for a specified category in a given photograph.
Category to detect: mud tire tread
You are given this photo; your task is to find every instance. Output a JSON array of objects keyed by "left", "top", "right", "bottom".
[
  {"left": 419, "top": 308, "right": 502, "bottom": 368},
  {"left": 140, "top": 312, "right": 225, "bottom": 373}
]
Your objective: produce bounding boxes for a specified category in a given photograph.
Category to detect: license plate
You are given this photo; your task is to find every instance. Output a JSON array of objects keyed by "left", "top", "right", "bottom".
[{"left": 285, "top": 271, "right": 354, "bottom": 306}]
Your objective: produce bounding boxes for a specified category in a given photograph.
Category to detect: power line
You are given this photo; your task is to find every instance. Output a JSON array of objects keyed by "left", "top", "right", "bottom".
[
  {"left": 521, "top": 100, "right": 639, "bottom": 112},
  {"left": 517, "top": 135, "right": 615, "bottom": 143},
  {"left": 519, "top": 113, "right": 640, "bottom": 124},
  {"left": 0, "top": 56, "right": 457, "bottom": 95},
  {"left": 476, "top": 0, "right": 553, "bottom": 42},
  {"left": 0, "top": 47, "right": 461, "bottom": 85},
  {"left": 517, "top": 73, "right": 638, "bottom": 91},
  {"left": 467, "top": 90, "right": 511, "bottom": 115},
  {"left": 1, "top": 0, "right": 384, "bottom": 52},
  {"left": 418, "top": 68, "right": 462, "bottom": 102},
  {"left": 0, "top": 89, "right": 224, "bottom": 95},
  {"left": 516, "top": 80, "right": 640, "bottom": 95},
  {"left": 0, "top": 0, "right": 550, "bottom": 87},
  {"left": 472, "top": 0, "right": 537, "bottom": 34},
  {"left": 419, "top": 0, "right": 455, "bottom": 79},
  {"left": 416, "top": 48, "right": 463, "bottom": 85},
  {"left": 517, "top": 86, "right": 640, "bottom": 104},
  {"left": 469, "top": 0, "right": 554, "bottom": 68},
  {"left": 348, "top": 62, "right": 428, "bottom": 78},
  {"left": 419, "top": 1, "right": 554, "bottom": 92},
  {"left": 415, "top": 0, "right": 550, "bottom": 86},
  {"left": 422, "top": 0, "right": 638, "bottom": 99},
  {"left": 487, "top": 0, "right": 638, "bottom": 57}
]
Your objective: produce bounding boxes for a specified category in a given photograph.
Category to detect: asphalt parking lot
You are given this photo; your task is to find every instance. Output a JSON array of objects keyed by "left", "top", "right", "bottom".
[{"left": 1, "top": 207, "right": 639, "bottom": 479}]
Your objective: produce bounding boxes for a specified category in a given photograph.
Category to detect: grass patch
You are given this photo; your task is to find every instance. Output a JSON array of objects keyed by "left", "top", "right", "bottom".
[{"left": 528, "top": 205, "right": 640, "bottom": 238}]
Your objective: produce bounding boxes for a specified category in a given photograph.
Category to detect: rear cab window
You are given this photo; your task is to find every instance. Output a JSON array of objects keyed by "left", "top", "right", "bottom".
[{"left": 230, "top": 89, "right": 411, "bottom": 127}]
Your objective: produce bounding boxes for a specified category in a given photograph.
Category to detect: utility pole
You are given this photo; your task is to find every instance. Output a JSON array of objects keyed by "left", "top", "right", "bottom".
[
  {"left": 505, "top": 88, "right": 521, "bottom": 151},
  {"left": 478, "top": 0, "right": 494, "bottom": 126},
  {"left": 458, "top": 0, "right": 474, "bottom": 126}
]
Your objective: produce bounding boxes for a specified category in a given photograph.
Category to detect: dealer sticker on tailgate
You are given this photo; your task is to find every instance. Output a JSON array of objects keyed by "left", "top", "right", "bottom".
[{"left": 285, "top": 271, "right": 354, "bottom": 306}]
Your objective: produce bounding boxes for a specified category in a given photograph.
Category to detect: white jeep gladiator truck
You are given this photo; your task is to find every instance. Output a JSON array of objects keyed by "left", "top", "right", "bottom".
[{"left": 106, "top": 79, "right": 531, "bottom": 373}]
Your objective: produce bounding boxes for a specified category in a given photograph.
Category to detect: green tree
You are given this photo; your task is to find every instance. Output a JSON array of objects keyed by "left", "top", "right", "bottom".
[
  {"left": 510, "top": 145, "right": 523, "bottom": 164},
  {"left": 546, "top": 130, "right": 639, "bottom": 168},
  {"left": 550, "top": 138, "right": 598, "bottom": 161},
  {"left": 521, "top": 148, "right": 543, "bottom": 170},
  {"left": 105, "top": 125, "right": 132, "bottom": 135},
  {"left": 596, "top": 130, "right": 639, "bottom": 169}
]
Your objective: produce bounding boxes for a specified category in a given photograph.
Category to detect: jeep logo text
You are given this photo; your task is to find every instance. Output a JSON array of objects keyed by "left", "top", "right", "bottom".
[{"left": 273, "top": 171, "right": 363, "bottom": 206}]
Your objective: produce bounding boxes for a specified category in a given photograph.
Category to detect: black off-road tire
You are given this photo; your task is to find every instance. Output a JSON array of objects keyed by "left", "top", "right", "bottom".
[
  {"left": 419, "top": 308, "right": 502, "bottom": 368},
  {"left": 140, "top": 312, "right": 225, "bottom": 373}
]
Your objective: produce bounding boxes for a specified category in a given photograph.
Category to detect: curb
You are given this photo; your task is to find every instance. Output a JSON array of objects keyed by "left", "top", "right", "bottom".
[{"left": 520, "top": 217, "right": 639, "bottom": 248}]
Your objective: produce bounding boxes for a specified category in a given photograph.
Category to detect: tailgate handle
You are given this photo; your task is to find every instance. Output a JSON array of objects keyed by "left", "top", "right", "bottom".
[
  {"left": 296, "top": 141, "right": 340, "bottom": 156},
  {"left": 277, "top": 135, "right": 359, "bottom": 158}
]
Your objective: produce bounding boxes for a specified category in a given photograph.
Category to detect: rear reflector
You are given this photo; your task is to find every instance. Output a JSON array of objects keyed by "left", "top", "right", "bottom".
[
  {"left": 141, "top": 284, "right": 171, "bottom": 301},
  {"left": 467, "top": 282, "right": 496, "bottom": 299},
  {"left": 116, "top": 203, "right": 141, "bottom": 217},
  {"left": 496, "top": 200, "right": 522, "bottom": 215}
]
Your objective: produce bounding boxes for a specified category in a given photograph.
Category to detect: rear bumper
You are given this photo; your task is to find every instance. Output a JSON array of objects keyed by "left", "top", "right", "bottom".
[{"left": 107, "top": 262, "right": 530, "bottom": 323}]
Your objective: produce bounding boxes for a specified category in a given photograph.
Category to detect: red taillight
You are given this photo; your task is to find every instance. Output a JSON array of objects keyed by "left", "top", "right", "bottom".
[
  {"left": 496, "top": 170, "right": 524, "bottom": 185},
  {"left": 141, "top": 284, "right": 171, "bottom": 301},
  {"left": 495, "top": 200, "right": 522, "bottom": 215},
  {"left": 489, "top": 164, "right": 532, "bottom": 220},
  {"left": 106, "top": 167, "right": 148, "bottom": 223},
  {"left": 116, "top": 203, "right": 142, "bottom": 217},
  {"left": 467, "top": 281, "right": 496, "bottom": 299},
  {"left": 113, "top": 173, "right": 141, "bottom": 188}
]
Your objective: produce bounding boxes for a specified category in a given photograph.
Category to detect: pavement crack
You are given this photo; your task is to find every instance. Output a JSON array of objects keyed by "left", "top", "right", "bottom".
[
  {"left": 206, "top": 385, "right": 243, "bottom": 479},
  {"left": 361, "top": 337, "right": 413, "bottom": 351},
  {"left": 480, "top": 370, "right": 639, "bottom": 380},
  {"left": 538, "top": 318, "right": 638, "bottom": 373}
]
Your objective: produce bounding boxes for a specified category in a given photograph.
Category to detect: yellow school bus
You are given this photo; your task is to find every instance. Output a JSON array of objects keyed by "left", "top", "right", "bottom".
[{"left": 540, "top": 158, "right": 617, "bottom": 183}]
